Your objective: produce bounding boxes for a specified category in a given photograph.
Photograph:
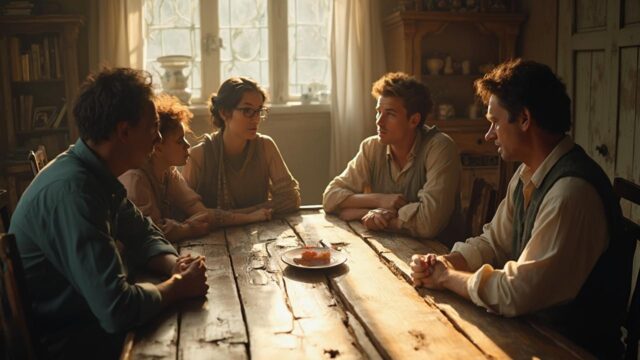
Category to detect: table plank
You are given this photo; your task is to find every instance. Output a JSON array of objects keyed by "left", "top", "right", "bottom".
[
  {"left": 285, "top": 212, "right": 485, "bottom": 359},
  {"left": 178, "top": 230, "right": 248, "bottom": 359},
  {"left": 128, "top": 304, "right": 178, "bottom": 359},
  {"left": 226, "top": 219, "right": 369, "bottom": 359},
  {"left": 348, "top": 222, "right": 595, "bottom": 359}
]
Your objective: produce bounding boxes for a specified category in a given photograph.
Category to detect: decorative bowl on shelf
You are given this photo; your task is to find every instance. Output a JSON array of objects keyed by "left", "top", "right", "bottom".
[{"left": 426, "top": 58, "right": 444, "bottom": 75}]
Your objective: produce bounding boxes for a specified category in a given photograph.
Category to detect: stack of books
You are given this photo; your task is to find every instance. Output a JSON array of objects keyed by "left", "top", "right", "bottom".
[
  {"left": 1, "top": 1, "right": 34, "bottom": 15},
  {"left": 8, "top": 36, "right": 63, "bottom": 81}
]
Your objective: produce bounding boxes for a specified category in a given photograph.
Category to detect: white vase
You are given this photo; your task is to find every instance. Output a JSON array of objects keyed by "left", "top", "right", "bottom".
[{"left": 156, "top": 55, "right": 192, "bottom": 105}]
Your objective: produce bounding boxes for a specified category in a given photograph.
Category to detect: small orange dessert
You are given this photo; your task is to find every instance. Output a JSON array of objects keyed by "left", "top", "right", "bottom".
[{"left": 294, "top": 249, "right": 331, "bottom": 266}]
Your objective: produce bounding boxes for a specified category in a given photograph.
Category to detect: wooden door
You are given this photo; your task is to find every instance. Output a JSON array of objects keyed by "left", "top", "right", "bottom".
[
  {"left": 559, "top": 0, "right": 640, "bottom": 192},
  {"left": 558, "top": 0, "right": 615, "bottom": 178},
  {"left": 615, "top": 1, "right": 640, "bottom": 223},
  {"left": 559, "top": 0, "right": 640, "bottom": 289}
]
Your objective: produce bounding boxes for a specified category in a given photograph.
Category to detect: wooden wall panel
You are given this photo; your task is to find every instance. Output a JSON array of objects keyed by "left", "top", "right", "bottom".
[
  {"left": 616, "top": 47, "right": 639, "bottom": 219},
  {"left": 572, "top": 50, "right": 615, "bottom": 178},
  {"left": 589, "top": 51, "right": 614, "bottom": 177},
  {"left": 624, "top": 0, "right": 640, "bottom": 26},
  {"left": 573, "top": 51, "right": 592, "bottom": 150},
  {"left": 575, "top": 0, "right": 607, "bottom": 31}
]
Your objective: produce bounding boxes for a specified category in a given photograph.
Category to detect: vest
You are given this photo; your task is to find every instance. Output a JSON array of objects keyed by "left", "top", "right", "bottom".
[
  {"left": 196, "top": 131, "right": 269, "bottom": 209},
  {"left": 512, "top": 145, "right": 633, "bottom": 358},
  {"left": 370, "top": 126, "right": 464, "bottom": 247}
]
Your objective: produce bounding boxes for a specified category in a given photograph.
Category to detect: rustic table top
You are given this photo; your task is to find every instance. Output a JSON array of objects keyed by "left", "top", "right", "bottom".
[{"left": 123, "top": 209, "right": 593, "bottom": 359}]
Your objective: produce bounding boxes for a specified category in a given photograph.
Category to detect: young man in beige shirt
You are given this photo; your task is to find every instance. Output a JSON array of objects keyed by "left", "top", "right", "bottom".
[
  {"left": 323, "top": 72, "right": 463, "bottom": 247},
  {"left": 411, "top": 59, "right": 633, "bottom": 358}
]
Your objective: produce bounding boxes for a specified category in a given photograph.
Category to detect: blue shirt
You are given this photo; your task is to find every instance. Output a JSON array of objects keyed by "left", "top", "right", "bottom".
[{"left": 10, "top": 138, "right": 178, "bottom": 335}]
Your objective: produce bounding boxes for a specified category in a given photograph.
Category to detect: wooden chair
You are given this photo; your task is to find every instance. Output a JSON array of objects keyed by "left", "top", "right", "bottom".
[
  {"left": 613, "top": 177, "right": 640, "bottom": 360},
  {"left": 465, "top": 178, "right": 497, "bottom": 238},
  {"left": 28, "top": 145, "right": 48, "bottom": 177},
  {"left": 0, "top": 190, "right": 9, "bottom": 233},
  {"left": 0, "top": 233, "right": 40, "bottom": 359}
]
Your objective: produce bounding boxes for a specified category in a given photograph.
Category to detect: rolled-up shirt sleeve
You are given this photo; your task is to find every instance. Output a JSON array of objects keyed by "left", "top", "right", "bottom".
[
  {"left": 462, "top": 178, "right": 608, "bottom": 317},
  {"left": 451, "top": 170, "right": 518, "bottom": 271},
  {"left": 322, "top": 138, "right": 373, "bottom": 213},
  {"left": 396, "top": 134, "right": 462, "bottom": 238},
  {"left": 47, "top": 193, "right": 176, "bottom": 333}
]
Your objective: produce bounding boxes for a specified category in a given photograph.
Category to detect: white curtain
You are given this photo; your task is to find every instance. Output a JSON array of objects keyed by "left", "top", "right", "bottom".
[
  {"left": 329, "top": 0, "right": 387, "bottom": 177},
  {"left": 95, "top": 0, "right": 144, "bottom": 69}
]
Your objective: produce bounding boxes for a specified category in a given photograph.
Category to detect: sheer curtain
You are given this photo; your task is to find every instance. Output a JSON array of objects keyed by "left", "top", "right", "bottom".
[
  {"left": 94, "top": 0, "right": 144, "bottom": 69},
  {"left": 329, "top": 0, "right": 387, "bottom": 177}
]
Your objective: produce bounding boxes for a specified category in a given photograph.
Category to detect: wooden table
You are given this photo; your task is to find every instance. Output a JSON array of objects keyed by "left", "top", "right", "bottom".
[{"left": 123, "top": 209, "right": 594, "bottom": 359}]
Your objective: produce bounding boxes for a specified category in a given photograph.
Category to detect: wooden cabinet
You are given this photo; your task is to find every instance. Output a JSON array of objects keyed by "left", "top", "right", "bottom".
[
  {"left": 0, "top": 15, "right": 83, "bottom": 210},
  {"left": 427, "top": 119, "right": 499, "bottom": 209},
  {"left": 382, "top": 11, "right": 525, "bottom": 210}
]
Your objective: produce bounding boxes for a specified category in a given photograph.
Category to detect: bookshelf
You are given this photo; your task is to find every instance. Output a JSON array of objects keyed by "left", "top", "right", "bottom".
[{"left": 0, "top": 15, "right": 83, "bottom": 210}]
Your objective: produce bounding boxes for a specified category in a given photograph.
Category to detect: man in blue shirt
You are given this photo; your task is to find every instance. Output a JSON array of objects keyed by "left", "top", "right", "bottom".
[{"left": 10, "top": 68, "right": 209, "bottom": 358}]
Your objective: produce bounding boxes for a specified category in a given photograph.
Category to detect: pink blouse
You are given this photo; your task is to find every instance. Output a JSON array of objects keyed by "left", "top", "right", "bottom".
[{"left": 119, "top": 161, "right": 205, "bottom": 235}]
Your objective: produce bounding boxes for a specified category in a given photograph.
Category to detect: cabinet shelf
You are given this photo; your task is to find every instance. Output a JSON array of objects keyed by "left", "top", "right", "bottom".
[
  {"left": 428, "top": 118, "right": 487, "bottom": 129},
  {"left": 12, "top": 79, "right": 64, "bottom": 85},
  {"left": 16, "top": 127, "right": 69, "bottom": 137}
]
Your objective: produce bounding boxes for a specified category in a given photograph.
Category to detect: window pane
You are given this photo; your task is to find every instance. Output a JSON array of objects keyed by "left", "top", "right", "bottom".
[
  {"left": 288, "top": 0, "right": 331, "bottom": 98},
  {"left": 143, "top": 0, "right": 201, "bottom": 100},
  {"left": 219, "top": 0, "right": 269, "bottom": 88}
]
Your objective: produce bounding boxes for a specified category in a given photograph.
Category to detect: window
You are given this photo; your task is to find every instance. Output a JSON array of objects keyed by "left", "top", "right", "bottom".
[{"left": 143, "top": 0, "right": 331, "bottom": 104}]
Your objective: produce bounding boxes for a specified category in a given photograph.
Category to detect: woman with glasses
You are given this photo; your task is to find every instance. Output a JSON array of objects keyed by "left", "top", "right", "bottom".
[
  {"left": 182, "top": 77, "right": 301, "bottom": 216},
  {"left": 119, "top": 94, "right": 272, "bottom": 242}
]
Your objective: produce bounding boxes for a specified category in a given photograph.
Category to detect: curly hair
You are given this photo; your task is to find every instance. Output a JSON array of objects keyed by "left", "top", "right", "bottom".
[
  {"left": 474, "top": 58, "right": 571, "bottom": 134},
  {"left": 208, "top": 77, "right": 267, "bottom": 130},
  {"left": 154, "top": 93, "right": 193, "bottom": 137},
  {"left": 73, "top": 67, "right": 155, "bottom": 142},
  {"left": 371, "top": 72, "right": 433, "bottom": 127}
]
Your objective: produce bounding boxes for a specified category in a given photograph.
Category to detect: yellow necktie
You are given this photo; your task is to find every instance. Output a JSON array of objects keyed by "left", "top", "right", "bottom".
[{"left": 523, "top": 182, "right": 535, "bottom": 210}]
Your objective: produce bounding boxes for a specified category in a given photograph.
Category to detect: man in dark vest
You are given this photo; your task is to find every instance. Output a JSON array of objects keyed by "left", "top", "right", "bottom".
[
  {"left": 323, "top": 72, "right": 464, "bottom": 247},
  {"left": 410, "top": 59, "right": 633, "bottom": 358}
]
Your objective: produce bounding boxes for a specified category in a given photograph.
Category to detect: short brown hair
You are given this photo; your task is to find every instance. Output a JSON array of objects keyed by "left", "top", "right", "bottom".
[
  {"left": 74, "top": 67, "right": 155, "bottom": 142},
  {"left": 371, "top": 72, "right": 433, "bottom": 127},
  {"left": 154, "top": 94, "right": 193, "bottom": 137},
  {"left": 474, "top": 58, "right": 571, "bottom": 134},
  {"left": 209, "top": 77, "right": 267, "bottom": 130}
]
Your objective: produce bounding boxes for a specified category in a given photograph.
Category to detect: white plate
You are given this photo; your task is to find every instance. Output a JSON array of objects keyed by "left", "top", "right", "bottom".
[{"left": 281, "top": 247, "right": 347, "bottom": 269}]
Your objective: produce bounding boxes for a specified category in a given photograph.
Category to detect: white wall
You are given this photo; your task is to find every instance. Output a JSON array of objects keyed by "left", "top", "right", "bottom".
[{"left": 189, "top": 105, "right": 332, "bottom": 205}]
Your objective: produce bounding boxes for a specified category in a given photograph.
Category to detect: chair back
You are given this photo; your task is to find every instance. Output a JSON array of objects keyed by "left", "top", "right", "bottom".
[
  {"left": 0, "top": 190, "right": 9, "bottom": 233},
  {"left": 465, "top": 178, "right": 497, "bottom": 238},
  {"left": 28, "top": 145, "right": 48, "bottom": 177},
  {"left": 0, "top": 233, "right": 39, "bottom": 359},
  {"left": 613, "top": 177, "right": 640, "bottom": 360}
]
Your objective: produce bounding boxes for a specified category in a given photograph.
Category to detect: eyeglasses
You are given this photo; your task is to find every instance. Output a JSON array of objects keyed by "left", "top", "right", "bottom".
[{"left": 234, "top": 106, "right": 270, "bottom": 120}]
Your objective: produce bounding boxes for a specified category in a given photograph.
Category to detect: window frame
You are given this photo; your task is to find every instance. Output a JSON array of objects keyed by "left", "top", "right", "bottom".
[
  {"left": 198, "top": 0, "right": 292, "bottom": 105},
  {"left": 144, "top": 0, "right": 330, "bottom": 105}
]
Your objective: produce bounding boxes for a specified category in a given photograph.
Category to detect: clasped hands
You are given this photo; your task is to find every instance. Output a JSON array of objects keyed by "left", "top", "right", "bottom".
[
  {"left": 410, "top": 253, "right": 452, "bottom": 290},
  {"left": 361, "top": 193, "right": 407, "bottom": 231},
  {"left": 171, "top": 253, "right": 209, "bottom": 297}
]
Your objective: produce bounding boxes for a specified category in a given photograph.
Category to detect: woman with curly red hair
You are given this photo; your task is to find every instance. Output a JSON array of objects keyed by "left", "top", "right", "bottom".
[{"left": 119, "top": 94, "right": 271, "bottom": 242}]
